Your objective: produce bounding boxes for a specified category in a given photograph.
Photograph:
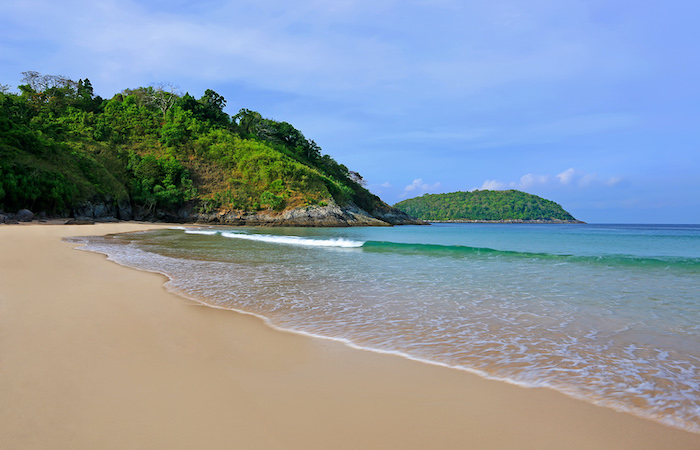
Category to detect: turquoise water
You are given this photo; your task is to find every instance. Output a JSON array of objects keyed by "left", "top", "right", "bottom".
[{"left": 72, "top": 223, "right": 700, "bottom": 433}]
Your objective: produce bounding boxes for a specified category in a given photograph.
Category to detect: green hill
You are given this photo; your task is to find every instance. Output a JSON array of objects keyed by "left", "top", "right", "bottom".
[
  {"left": 0, "top": 72, "right": 416, "bottom": 226},
  {"left": 394, "top": 190, "right": 581, "bottom": 223}
]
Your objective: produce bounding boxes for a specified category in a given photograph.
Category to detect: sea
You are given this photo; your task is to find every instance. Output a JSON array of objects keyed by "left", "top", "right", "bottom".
[{"left": 69, "top": 223, "right": 700, "bottom": 433}]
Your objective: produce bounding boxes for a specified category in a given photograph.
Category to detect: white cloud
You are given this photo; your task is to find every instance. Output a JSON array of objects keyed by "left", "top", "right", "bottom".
[
  {"left": 478, "top": 179, "right": 509, "bottom": 190},
  {"left": 400, "top": 178, "right": 442, "bottom": 198},
  {"left": 1, "top": 0, "right": 643, "bottom": 102},
  {"left": 475, "top": 169, "right": 623, "bottom": 192},
  {"left": 556, "top": 168, "right": 576, "bottom": 184},
  {"left": 518, "top": 173, "right": 550, "bottom": 189}
]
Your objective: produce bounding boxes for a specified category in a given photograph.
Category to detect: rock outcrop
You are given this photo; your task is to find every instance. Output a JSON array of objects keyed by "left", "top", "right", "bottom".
[
  {"left": 187, "top": 199, "right": 426, "bottom": 227},
  {"left": 369, "top": 203, "right": 426, "bottom": 225},
  {"left": 8, "top": 198, "right": 424, "bottom": 227},
  {"left": 72, "top": 197, "right": 133, "bottom": 221}
]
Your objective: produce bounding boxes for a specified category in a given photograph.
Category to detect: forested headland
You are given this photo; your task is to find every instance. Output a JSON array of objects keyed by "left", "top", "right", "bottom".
[
  {"left": 0, "top": 72, "right": 418, "bottom": 226},
  {"left": 394, "top": 190, "right": 583, "bottom": 223}
]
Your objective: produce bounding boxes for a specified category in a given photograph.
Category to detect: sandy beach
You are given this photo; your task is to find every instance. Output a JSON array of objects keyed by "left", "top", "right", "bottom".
[{"left": 1, "top": 223, "right": 698, "bottom": 449}]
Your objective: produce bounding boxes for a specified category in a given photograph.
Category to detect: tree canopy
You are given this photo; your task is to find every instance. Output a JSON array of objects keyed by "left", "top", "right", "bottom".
[
  {"left": 394, "top": 190, "right": 579, "bottom": 222},
  {"left": 0, "top": 72, "right": 381, "bottom": 218}
]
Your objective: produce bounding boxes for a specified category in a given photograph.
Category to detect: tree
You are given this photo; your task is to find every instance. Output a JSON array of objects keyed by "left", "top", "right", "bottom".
[
  {"left": 305, "top": 139, "right": 322, "bottom": 161},
  {"left": 232, "top": 108, "right": 263, "bottom": 135},
  {"left": 75, "top": 78, "right": 102, "bottom": 112},
  {"left": 20, "top": 71, "right": 77, "bottom": 92},
  {"left": 198, "top": 89, "right": 228, "bottom": 125},
  {"left": 200, "top": 89, "right": 226, "bottom": 111},
  {"left": 77, "top": 78, "right": 94, "bottom": 99},
  {"left": 17, "top": 71, "right": 79, "bottom": 113},
  {"left": 148, "top": 82, "right": 181, "bottom": 115},
  {"left": 176, "top": 93, "right": 200, "bottom": 113},
  {"left": 349, "top": 171, "right": 365, "bottom": 186}
]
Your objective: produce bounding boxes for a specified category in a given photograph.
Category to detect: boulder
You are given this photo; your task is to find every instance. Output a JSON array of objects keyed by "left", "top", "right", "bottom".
[{"left": 16, "top": 209, "right": 35, "bottom": 222}]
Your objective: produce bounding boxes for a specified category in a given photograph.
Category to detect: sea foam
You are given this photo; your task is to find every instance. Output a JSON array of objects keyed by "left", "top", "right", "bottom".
[{"left": 220, "top": 231, "right": 364, "bottom": 248}]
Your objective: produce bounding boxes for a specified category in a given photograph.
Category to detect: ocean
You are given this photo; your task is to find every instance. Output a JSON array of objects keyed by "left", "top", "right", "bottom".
[{"left": 70, "top": 223, "right": 700, "bottom": 433}]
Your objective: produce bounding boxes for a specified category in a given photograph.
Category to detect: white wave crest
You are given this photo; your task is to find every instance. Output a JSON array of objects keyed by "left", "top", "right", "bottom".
[
  {"left": 185, "top": 229, "right": 220, "bottom": 235},
  {"left": 220, "top": 231, "right": 364, "bottom": 248}
]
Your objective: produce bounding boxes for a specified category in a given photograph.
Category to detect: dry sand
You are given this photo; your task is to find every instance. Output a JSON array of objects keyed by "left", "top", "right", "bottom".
[{"left": 1, "top": 222, "right": 698, "bottom": 449}]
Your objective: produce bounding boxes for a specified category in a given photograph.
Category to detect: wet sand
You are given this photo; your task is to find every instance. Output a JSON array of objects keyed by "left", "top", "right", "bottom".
[{"left": 1, "top": 223, "right": 698, "bottom": 449}]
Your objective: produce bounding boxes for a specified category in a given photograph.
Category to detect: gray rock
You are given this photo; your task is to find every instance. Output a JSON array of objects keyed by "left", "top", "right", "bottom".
[
  {"left": 16, "top": 209, "right": 34, "bottom": 222},
  {"left": 370, "top": 204, "right": 428, "bottom": 225},
  {"left": 73, "top": 202, "right": 94, "bottom": 219},
  {"left": 93, "top": 203, "right": 108, "bottom": 217},
  {"left": 129, "top": 198, "right": 424, "bottom": 227},
  {"left": 74, "top": 198, "right": 124, "bottom": 220},
  {"left": 117, "top": 198, "right": 133, "bottom": 220},
  {"left": 190, "top": 199, "right": 399, "bottom": 227},
  {"left": 65, "top": 219, "right": 96, "bottom": 225}
]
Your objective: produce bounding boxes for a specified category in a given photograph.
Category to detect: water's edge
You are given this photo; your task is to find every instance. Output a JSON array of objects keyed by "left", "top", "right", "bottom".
[{"left": 66, "top": 233, "right": 699, "bottom": 435}]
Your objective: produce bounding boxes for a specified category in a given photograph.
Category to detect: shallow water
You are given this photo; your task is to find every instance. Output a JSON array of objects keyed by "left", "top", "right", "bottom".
[{"left": 70, "top": 223, "right": 700, "bottom": 433}]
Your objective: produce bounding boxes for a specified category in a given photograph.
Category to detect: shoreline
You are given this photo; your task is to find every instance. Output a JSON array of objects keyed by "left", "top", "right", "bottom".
[
  {"left": 79, "top": 227, "right": 698, "bottom": 435},
  {"left": 428, "top": 219, "right": 586, "bottom": 224},
  {"left": 91, "top": 241, "right": 693, "bottom": 434},
  {"left": 2, "top": 222, "right": 699, "bottom": 449}
]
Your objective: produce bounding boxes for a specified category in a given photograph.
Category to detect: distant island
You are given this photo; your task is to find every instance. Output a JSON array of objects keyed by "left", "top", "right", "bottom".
[
  {"left": 394, "top": 190, "right": 584, "bottom": 223},
  {"left": 0, "top": 71, "right": 419, "bottom": 226}
]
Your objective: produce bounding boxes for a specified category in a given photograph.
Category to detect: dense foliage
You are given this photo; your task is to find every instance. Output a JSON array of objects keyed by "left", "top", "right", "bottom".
[
  {"left": 0, "top": 72, "right": 379, "bottom": 217},
  {"left": 394, "top": 190, "right": 578, "bottom": 221}
]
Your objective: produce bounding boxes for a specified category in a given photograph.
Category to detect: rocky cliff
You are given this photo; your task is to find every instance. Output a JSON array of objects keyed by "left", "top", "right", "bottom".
[{"left": 59, "top": 197, "right": 426, "bottom": 227}]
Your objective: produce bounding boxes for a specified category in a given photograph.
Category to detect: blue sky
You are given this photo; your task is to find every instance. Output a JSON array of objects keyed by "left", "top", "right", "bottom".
[{"left": 2, "top": 0, "right": 699, "bottom": 223}]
